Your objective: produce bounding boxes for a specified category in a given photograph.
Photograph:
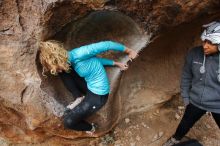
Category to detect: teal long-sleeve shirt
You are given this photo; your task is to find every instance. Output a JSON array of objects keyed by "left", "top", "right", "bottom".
[{"left": 68, "top": 41, "right": 126, "bottom": 95}]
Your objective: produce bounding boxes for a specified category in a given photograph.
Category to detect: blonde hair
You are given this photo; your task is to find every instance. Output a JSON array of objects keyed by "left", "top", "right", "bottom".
[{"left": 39, "top": 40, "right": 70, "bottom": 76}]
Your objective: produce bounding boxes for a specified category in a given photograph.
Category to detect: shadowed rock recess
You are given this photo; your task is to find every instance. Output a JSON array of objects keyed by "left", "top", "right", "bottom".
[{"left": 0, "top": 0, "right": 220, "bottom": 145}]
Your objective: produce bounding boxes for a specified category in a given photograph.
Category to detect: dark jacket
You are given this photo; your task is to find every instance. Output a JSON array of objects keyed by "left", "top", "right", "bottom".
[{"left": 181, "top": 46, "right": 220, "bottom": 113}]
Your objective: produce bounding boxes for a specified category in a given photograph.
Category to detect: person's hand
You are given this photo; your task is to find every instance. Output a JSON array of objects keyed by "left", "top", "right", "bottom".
[
  {"left": 114, "top": 62, "right": 128, "bottom": 70},
  {"left": 183, "top": 98, "right": 190, "bottom": 107},
  {"left": 125, "top": 47, "right": 138, "bottom": 61}
]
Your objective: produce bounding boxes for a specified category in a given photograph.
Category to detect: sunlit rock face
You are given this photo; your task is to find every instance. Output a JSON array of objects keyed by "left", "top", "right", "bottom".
[{"left": 0, "top": 0, "right": 220, "bottom": 145}]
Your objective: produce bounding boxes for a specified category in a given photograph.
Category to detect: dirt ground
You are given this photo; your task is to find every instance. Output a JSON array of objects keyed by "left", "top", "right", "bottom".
[
  {"left": 98, "top": 95, "right": 220, "bottom": 146},
  {"left": 0, "top": 95, "right": 219, "bottom": 146}
]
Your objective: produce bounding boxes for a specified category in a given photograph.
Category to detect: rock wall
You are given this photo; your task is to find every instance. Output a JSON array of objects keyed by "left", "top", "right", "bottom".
[{"left": 0, "top": 0, "right": 220, "bottom": 145}]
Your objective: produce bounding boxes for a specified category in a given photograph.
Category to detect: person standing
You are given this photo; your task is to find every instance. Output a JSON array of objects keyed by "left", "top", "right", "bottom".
[{"left": 163, "top": 21, "right": 220, "bottom": 146}]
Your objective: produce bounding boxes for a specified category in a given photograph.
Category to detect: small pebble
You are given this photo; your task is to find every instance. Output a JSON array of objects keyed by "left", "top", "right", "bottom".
[
  {"left": 136, "top": 135, "right": 141, "bottom": 141},
  {"left": 178, "top": 106, "right": 184, "bottom": 110},
  {"left": 158, "top": 131, "right": 164, "bottom": 137},
  {"left": 125, "top": 118, "right": 130, "bottom": 123},
  {"left": 175, "top": 113, "right": 181, "bottom": 120}
]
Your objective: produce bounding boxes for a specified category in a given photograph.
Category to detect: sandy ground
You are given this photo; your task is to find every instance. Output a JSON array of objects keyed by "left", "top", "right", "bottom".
[{"left": 98, "top": 95, "right": 220, "bottom": 146}]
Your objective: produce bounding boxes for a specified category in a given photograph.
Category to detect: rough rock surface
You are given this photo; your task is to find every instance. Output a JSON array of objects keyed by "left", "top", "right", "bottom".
[{"left": 0, "top": 0, "right": 220, "bottom": 145}]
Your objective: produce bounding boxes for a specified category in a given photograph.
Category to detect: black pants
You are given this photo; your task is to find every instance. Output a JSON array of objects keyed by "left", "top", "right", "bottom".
[
  {"left": 173, "top": 103, "right": 220, "bottom": 140},
  {"left": 59, "top": 69, "right": 108, "bottom": 131}
]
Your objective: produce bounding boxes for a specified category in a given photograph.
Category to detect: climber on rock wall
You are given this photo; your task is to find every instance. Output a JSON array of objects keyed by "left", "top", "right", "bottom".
[
  {"left": 163, "top": 21, "right": 220, "bottom": 146},
  {"left": 39, "top": 40, "right": 138, "bottom": 134}
]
